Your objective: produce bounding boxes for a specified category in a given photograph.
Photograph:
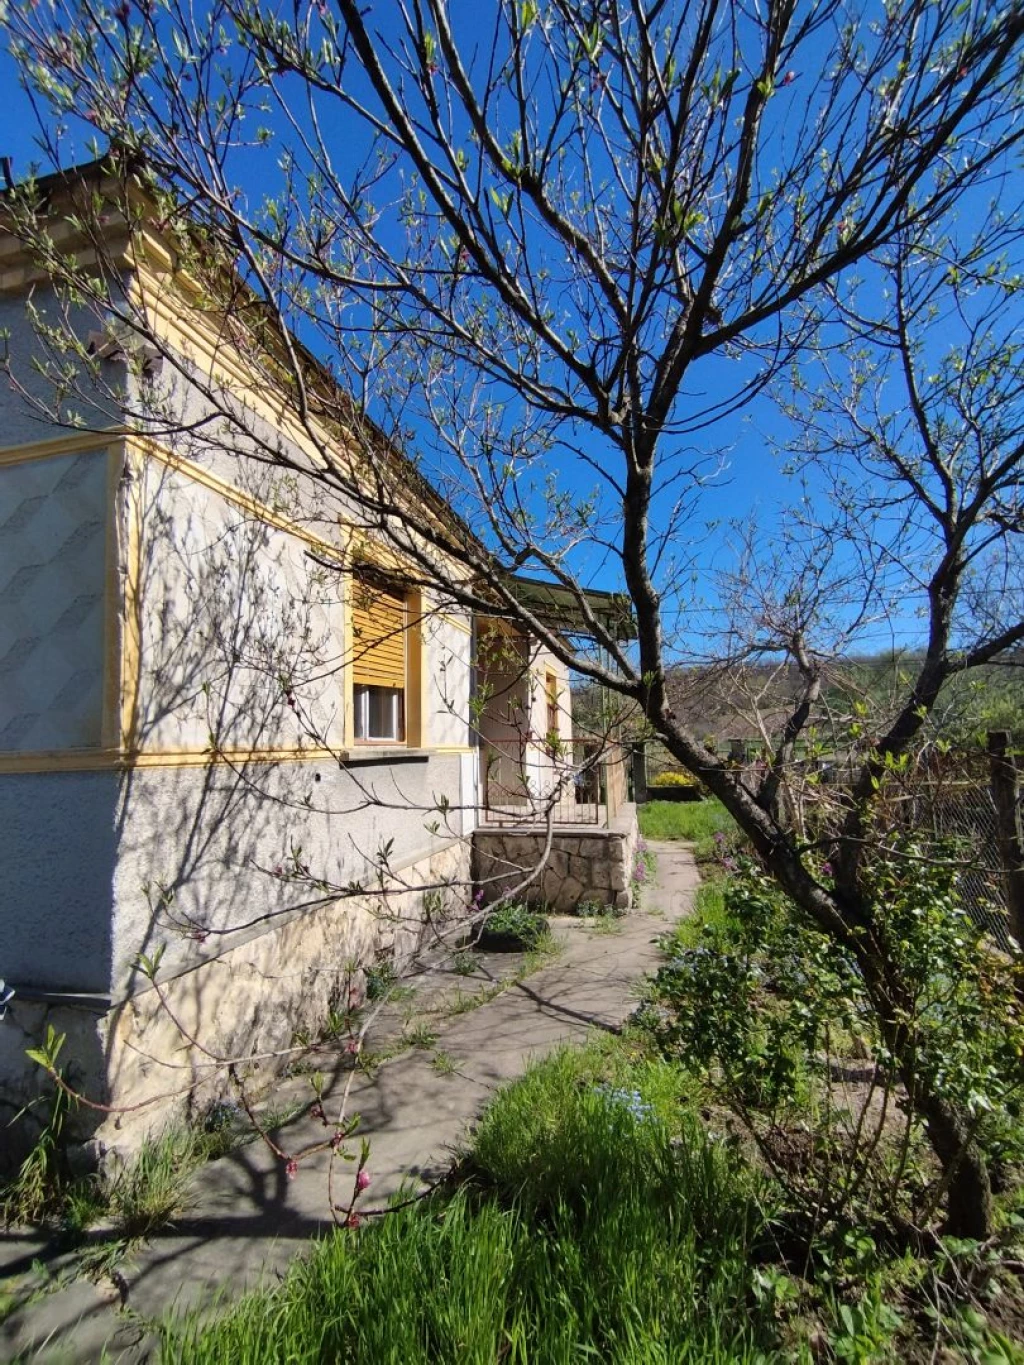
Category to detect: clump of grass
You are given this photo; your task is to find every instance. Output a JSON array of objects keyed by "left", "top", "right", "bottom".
[
  {"left": 660, "top": 878, "right": 734, "bottom": 951},
  {"left": 160, "top": 1040, "right": 775, "bottom": 1364},
  {"left": 364, "top": 959, "right": 398, "bottom": 1001},
  {"left": 104, "top": 1125, "right": 213, "bottom": 1242},
  {"left": 403, "top": 1021, "right": 439, "bottom": 1049}
]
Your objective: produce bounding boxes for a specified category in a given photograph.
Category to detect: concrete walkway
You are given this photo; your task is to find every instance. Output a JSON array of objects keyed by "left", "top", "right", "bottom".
[{"left": 1, "top": 841, "right": 698, "bottom": 1363}]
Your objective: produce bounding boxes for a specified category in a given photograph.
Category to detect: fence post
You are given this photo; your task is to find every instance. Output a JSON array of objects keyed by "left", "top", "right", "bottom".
[
  {"left": 631, "top": 741, "right": 648, "bottom": 806},
  {"left": 988, "top": 730, "right": 1024, "bottom": 950}
]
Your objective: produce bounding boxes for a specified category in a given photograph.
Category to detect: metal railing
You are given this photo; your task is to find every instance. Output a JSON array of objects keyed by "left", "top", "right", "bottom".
[{"left": 479, "top": 738, "right": 628, "bottom": 827}]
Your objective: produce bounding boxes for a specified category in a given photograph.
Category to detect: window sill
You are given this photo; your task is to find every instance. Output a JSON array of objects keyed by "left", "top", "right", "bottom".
[{"left": 345, "top": 746, "right": 432, "bottom": 765}]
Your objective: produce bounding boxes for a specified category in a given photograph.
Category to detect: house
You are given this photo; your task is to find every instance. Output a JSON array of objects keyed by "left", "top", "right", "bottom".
[{"left": 0, "top": 159, "right": 632, "bottom": 1161}]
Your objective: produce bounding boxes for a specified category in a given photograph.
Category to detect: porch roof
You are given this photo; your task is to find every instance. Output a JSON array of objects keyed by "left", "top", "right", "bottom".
[{"left": 502, "top": 574, "right": 636, "bottom": 643}]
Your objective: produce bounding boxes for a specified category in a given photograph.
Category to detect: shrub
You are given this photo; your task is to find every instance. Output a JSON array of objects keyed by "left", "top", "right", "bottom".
[
  {"left": 649, "top": 769, "right": 699, "bottom": 787},
  {"left": 636, "top": 850, "right": 1024, "bottom": 1233}
]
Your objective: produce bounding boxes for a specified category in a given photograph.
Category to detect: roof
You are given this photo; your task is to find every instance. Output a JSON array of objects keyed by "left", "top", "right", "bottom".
[
  {"left": 2, "top": 151, "right": 634, "bottom": 644},
  {"left": 504, "top": 575, "right": 636, "bottom": 643}
]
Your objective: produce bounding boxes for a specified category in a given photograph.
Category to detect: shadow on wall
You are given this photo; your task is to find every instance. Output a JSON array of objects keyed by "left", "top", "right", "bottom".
[{"left": 0, "top": 463, "right": 472, "bottom": 1160}]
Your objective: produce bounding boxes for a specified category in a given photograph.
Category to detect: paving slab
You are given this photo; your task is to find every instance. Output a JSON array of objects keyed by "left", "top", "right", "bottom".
[{"left": 1, "top": 841, "right": 698, "bottom": 1363}]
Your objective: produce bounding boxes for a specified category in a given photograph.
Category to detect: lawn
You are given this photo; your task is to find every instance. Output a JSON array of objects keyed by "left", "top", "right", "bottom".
[
  {"left": 638, "top": 797, "right": 737, "bottom": 856},
  {"left": 157, "top": 895, "right": 1024, "bottom": 1364}
]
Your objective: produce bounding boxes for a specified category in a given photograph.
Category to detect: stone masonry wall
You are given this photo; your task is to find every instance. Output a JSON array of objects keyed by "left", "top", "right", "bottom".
[{"left": 472, "top": 804, "right": 638, "bottom": 913}]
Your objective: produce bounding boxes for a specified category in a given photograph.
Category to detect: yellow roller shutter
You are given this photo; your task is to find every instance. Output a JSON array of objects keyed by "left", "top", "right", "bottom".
[{"left": 351, "top": 576, "right": 407, "bottom": 688}]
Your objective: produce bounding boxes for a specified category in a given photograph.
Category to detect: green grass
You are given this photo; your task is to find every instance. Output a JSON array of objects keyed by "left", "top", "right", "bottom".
[
  {"left": 160, "top": 1039, "right": 775, "bottom": 1363},
  {"left": 638, "top": 797, "right": 735, "bottom": 844},
  {"left": 659, "top": 878, "right": 734, "bottom": 950}
]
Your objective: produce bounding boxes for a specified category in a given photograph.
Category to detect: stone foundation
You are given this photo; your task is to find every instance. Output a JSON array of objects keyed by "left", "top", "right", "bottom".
[
  {"left": 0, "top": 837, "right": 471, "bottom": 1169},
  {"left": 472, "top": 805, "right": 638, "bottom": 913}
]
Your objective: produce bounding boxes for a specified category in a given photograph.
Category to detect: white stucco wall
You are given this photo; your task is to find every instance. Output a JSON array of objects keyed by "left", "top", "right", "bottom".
[
  {"left": 109, "top": 751, "right": 469, "bottom": 995},
  {"left": 0, "top": 448, "right": 110, "bottom": 752},
  {"left": 424, "top": 608, "right": 473, "bottom": 749},
  {"left": 134, "top": 459, "right": 346, "bottom": 754},
  {"left": 0, "top": 265, "right": 484, "bottom": 1153}
]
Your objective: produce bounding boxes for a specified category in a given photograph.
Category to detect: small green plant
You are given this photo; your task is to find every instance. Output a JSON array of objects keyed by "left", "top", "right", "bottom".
[
  {"left": 1, "top": 1029, "right": 73, "bottom": 1227},
  {"left": 105, "top": 1125, "right": 216, "bottom": 1242},
  {"left": 431, "top": 1050, "right": 458, "bottom": 1076},
  {"left": 403, "top": 1021, "right": 439, "bottom": 1049},
  {"left": 450, "top": 949, "right": 477, "bottom": 977},
  {"left": 365, "top": 959, "right": 398, "bottom": 1001},
  {"left": 477, "top": 903, "right": 548, "bottom": 951}
]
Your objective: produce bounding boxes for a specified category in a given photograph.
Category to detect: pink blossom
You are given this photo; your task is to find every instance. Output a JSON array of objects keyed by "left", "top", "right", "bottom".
[
  {"left": 355, "top": 1169, "right": 372, "bottom": 1193},
  {"left": 285, "top": 1157, "right": 299, "bottom": 1180}
]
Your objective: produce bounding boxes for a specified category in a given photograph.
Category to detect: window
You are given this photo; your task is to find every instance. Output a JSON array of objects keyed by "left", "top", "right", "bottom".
[
  {"left": 351, "top": 572, "right": 408, "bottom": 743},
  {"left": 354, "top": 684, "right": 405, "bottom": 742}
]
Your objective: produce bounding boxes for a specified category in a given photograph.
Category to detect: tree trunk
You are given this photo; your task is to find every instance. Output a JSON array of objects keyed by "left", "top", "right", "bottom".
[
  {"left": 859, "top": 962, "right": 994, "bottom": 1239},
  {"left": 917, "top": 1089, "right": 993, "bottom": 1239}
]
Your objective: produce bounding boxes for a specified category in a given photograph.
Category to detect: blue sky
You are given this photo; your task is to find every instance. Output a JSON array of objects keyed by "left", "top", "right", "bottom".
[{"left": 2, "top": 12, "right": 1016, "bottom": 663}]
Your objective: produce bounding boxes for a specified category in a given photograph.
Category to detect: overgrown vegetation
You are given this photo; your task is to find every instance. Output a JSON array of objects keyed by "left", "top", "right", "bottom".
[
  {"left": 635, "top": 849, "right": 1024, "bottom": 1349},
  {"left": 475, "top": 904, "right": 550, "bottom": 952},
  {"left": 1, "top": 1104, "right": 241, "bottom": 1275},
  {"left": 160, "top": 1030, "right": 1024, "bottom": 1362},
  {"left": 160, "top": 1040, "right": 776, "bottom": 1363}
]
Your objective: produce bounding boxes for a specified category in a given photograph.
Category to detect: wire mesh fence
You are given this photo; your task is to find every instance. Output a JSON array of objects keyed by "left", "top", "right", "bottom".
[
  {"left": 888, "top": 759, "right": 1014, "bottom": 952},
  {"left": 783, "top": 749, "right": 1019, "bottom": 953}
]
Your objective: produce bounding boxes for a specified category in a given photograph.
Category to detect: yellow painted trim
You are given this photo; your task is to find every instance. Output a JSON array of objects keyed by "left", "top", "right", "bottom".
[
  {"left": 0, "top": 744, "right": 482, "bottom": 774},
  {"left": 130, "top": 264, "right": 346, "bottom": 480},
  {"left": 131, "top": 747, "right": 341, "bottom": 768},
  {"left": 119, "top": 444, "right": 143, "bottom": 753},
  {"left": 0, "top": 749, "right": 124, "bottom": 774},
  {"left": 349, "top": 530, "right": 419, "bottom": 578},
  {"left": 341, "top": 564, "right": 354, "bottom": 747},
  {"left": 0, "top": 430, "right": 120, "bottom": 467},
  {"left": 0, "top": 746, "right": 340, "bottom": 774},
  {"left": 406, "top": 587, "right": 426, "bottom": 749}
]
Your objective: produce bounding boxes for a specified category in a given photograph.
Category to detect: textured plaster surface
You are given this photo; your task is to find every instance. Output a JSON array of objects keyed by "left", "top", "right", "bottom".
[
  {"left": 0, "top": 771, "right": 118, "bottom": 991},
  {"left": 109, "top": 752, "right": 468, "bottom": 992},
  {"left": 424, "top": 606, "right": 473, "bottom": 750},
  {"left": 0, "top": 449, "right": 109, "bottom": 752},
  {"left": 134, "top": 460, "right": 347, "bottom": 754}
]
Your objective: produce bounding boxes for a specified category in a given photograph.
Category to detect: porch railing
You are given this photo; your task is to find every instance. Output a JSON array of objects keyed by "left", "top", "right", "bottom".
[{"left": 478, "top": 738, "right": 628, "bottom": 827}]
